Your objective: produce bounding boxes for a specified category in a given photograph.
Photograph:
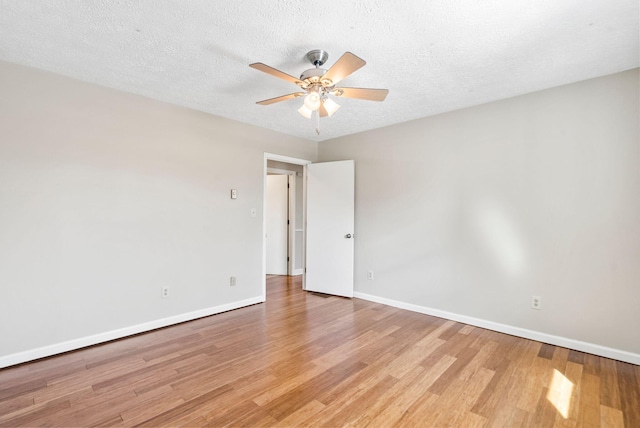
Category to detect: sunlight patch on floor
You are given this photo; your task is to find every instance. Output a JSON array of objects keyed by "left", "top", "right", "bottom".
[{"left": 547, "top": 369, "right": 574, "bottom": 418}]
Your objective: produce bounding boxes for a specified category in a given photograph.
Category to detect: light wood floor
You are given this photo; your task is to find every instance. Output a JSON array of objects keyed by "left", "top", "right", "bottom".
[{"left": 1, "top": 275, "right": 638, "bottom": 427}]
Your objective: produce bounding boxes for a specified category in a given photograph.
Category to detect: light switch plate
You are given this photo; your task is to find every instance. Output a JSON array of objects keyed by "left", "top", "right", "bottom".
[{"left": 231, "top": 189, "right": 237, "bottom": 199}]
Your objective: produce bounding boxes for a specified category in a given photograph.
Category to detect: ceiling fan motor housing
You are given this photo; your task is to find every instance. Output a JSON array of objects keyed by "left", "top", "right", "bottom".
[
  {"left": 300, "top": 67, "right": 327, "bottom": 81},
  {"left": 306, "top": 49, "right": 329, "bottom": 67}
]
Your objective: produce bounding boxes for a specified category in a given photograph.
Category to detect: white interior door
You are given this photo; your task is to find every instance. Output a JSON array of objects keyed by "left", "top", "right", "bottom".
[
  {"left": 266, "top": 174, "right": 288, "bottom": 275},
  {"left": 306, "top": 160, "right": 354, "bottom": 297}
]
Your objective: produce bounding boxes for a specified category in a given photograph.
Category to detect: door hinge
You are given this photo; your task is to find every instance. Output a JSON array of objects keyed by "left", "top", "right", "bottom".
[
  {"left": 287, "top": 183, "right": 290, "bottom": 188},
  {"left": 287, "top": 220, "right": 290, "bottom": 225},
  {"left": 287, "top": 257, "right": 290, "bottom": 262}
]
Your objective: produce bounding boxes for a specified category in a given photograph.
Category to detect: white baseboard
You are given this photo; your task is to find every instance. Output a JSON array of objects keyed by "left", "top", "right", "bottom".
[
  {"left": 354, "top": 292, "right": 640, "bottom": 365},
  {"left": 0, "top": 296, "right": 264, "bottom": 369},
  {"left": 4, "top": 293, "right": 637, "bottom": 368}
]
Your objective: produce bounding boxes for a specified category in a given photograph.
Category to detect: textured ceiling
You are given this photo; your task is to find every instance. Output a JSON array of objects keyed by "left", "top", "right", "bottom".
[{"left": 0, "top": 1, "right": 638, "bottom": 141}]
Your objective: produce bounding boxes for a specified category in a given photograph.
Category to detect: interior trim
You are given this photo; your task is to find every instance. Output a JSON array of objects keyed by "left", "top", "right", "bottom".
[
  {"left": 354, "top": 291, "right": 640, "bottom": 365},
  {"left": 0, "top": 296, "right": 264, "bottom": 369}
]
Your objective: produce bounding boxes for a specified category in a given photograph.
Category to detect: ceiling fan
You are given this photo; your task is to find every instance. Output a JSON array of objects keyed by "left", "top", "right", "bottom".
[{"left": 250, "top": 50, "right": 388, "bottom": 133}]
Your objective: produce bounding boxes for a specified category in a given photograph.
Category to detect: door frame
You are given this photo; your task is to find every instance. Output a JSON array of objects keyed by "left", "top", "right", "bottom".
[{"left": 263, "top": 153, "right": 312, "bottom": 301}]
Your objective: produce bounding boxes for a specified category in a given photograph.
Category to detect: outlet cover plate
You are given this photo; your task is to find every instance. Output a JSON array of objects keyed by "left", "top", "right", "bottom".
[{"left": 531, "top": 295, "right": 541, "bottom": 310}]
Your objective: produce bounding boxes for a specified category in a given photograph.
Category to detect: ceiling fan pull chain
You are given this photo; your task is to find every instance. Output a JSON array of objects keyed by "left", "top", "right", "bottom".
[{"left": 315, "top": 110, "right": 321, "bottom": 135}]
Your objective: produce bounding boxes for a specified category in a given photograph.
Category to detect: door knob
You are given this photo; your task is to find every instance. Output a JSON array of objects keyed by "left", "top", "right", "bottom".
[{"left": 345, "top": 233, "right": 352, "bottom": 239}]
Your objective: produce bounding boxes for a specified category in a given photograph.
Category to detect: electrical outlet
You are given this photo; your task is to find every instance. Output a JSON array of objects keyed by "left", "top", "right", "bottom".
[
  {"left": 230, "top": 276, "right": 236, "bottom": 286},
  {"left": 161, "top": 287, "right": 169, "bottom": 298},
  {"left": 367, "top": 270, "right": 374, "bottom": 280},
  {"left": 531, "top": 295, "right": 541, "bottom": 310}
]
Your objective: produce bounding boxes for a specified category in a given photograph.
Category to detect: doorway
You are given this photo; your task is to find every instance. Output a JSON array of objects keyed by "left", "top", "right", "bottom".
[
  {"left": 262, "top": 154, "right": 355, "bottom": 301},
  {"left": 262, "top": 154, "right": 311, "bottom": 300},
  {"left": 265, "top": 169, "right": 304, "bottom": 276}
]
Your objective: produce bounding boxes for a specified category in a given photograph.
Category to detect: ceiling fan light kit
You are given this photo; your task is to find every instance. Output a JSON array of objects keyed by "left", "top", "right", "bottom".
[{"left": 250, "top": 49, "right": 389, "bottom": 135}]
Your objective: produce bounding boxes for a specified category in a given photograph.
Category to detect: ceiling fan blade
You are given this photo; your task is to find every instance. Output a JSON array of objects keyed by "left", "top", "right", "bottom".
[
  {"left": 333, "top": 87, "right": 389, "bottom": 102},
  {"left": 318, "top": 103, "right": 328, "bottom": 117},
  {"left": 250, "top": 63, "right": 303, "bottom": 86},
  {"left": 256, "top": 92, "right": 305, "bottom": 105},
  {"left": 322, "top": 52, "right": 366, "bottom": 86}
]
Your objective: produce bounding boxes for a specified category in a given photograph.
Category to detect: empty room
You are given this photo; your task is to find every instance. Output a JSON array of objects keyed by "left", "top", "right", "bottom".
[{"left": 0, "top": 1, "right": 639, "bottom": 427}]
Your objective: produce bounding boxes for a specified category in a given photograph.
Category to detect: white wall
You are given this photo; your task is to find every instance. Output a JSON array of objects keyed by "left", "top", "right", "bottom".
[
  {"left": 318, "top": 69, "right": 640, "bottom": 361},
  {"left": 0, "top": 61, "right": 316, "bottom": 365}
]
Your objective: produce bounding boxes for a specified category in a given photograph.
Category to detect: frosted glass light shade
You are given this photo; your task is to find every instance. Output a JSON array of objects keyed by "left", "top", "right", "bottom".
[
  {"left": 323, "top": 97, "right": 340, "bottom": 117},
  {"left": 298, "top": 104, "right": 313, "bottom": 119},
  {"left": 304, "top": 92, "right": 321, "bottom": 111}
]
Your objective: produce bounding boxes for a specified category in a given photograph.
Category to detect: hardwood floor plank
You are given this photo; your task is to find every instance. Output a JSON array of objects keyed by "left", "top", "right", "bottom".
[
  {"left": 382, "top": 337, "right": 444, "bottom": 380},
  {"left": 359, "top": 354, "right": 458, "bottom": 427},
  {"left": 577, "top": 373, "right": 601, "bottom": 427},
  {"left": 0, "top": 275, "right": 637, "bottom": 427},
  {"left": 471, "top": 354, "right": 513, "bottom": 417},
  {"left": 600, "top": 404, "right": 625, "bottom": 427},
  {"left": 0, "top": 394, "right": 34, "bottom": 420},
  {"left": 393, "top": 390, "right": 440, "bottom": 426},
  {"left": 0, "top": 379, "right": 46, "bottom": 401},
  {"left": 228, "top": 401, "right": 278, "bottom": 427},
  {"left": 134, "top": 384, "right": 231, "bottom": 427},
  {"left": 252, "top": 363, "right": 326, "bottom": 407},
  {"left": 118, "top": 390, "right": 185, "bottom": 426},
  {"left": 538, "top": 343, "right": 556, "bottom": 359},
  {"left": 600, "top": 357, "right": 623, "bottom": 410},
  {"left": 532, "top": 387, "right": 559, "bottom": 427},
  {"left": 314, "top": 352, "right": 397, "bottom": 407},
  {"left": 553, "top": 361, "right": 584, "bottom": 427},
  {"left": 420, "top": 328, "right": 478, "bottom": 370},
  {"left": 427, "top": 346, "right": 479, "bottom": 395},
  {"left": 516, "top": 353, "right": 552, "bottom": 413},
  {"left": 456, "top": 410, "right": 488, "bottom": 427},
  {"left": 0, "top": 399, "right": 70, "bottom": 427},
  {"left": 429, "top": 366, "right": 495, "bottom": 427},
  {"left": 310, "top": 330, "right": 385, "bottom": 369},
  {"left": 276, "top": 399, "right": 326, "bottom": 426},
  {"left": 583, "top": 352, "right": 602, "bottom": 376},
  {"left": 44, "top": 389, "right": 138, "bottom": 427},
  {"left": 203, "top": 397, "right": 262, "bottom": 426},
  {"left": 351, "top": 365, "right": 427, "bottom": 426},
  {"left": 263, "top": 359, "right": 368, "bottom": 421},
  {"left": 568, "top": 349, "right": 585, "bottom": 365},
  {"left": 90, "top": 414, "right": 124, "bottom": 427},
  {"left": 552, "top": 347, "right": 571, "bottom": 374},
  {"left": 458, "top": 324, "right": 476, "bottom": 335},
  {"left": 616, "top": 360, "right": 640, "bottom": 427},
  {"left": 486, "top": 404, "right": 531, "bottom": 427},
  {"left": 437, "top": 320, "right": 466, "bottom": 340},
  {"left": 413, "top": 319, "right": 454, "bottom": 345},
  {"left": 320, "top": 375, "right": 398, "bottom": 427},
  {"left": 502, "top": 339, "right": 542, "bottom": 411},
  {"left": 303, "top": 356, "right": 400, "bottom": 425}
]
